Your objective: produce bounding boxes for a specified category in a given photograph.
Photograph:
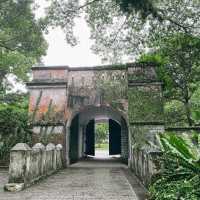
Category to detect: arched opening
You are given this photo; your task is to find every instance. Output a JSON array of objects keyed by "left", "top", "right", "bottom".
[
  {"left": 85, "top": 119, "right": 121, "bottom": 158},
  {"left": 68, "top": 106, "right": 129, "bottom": 164},
  {"left": 94, "top": 120, "right": 109, "bottom": 157}
]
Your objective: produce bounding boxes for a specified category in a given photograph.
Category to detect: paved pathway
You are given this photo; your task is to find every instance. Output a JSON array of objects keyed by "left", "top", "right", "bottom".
[{"left": 0, "top": 158, "right": 145, "bottom": 200}]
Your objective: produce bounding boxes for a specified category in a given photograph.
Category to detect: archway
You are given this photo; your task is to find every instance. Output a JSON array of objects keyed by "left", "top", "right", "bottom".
[{"left": 68, "top": 105, "right": 129, "bottom": 164}]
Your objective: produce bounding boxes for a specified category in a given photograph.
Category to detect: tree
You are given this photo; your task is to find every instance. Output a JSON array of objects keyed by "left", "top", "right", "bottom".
[
  {"left": 0, "top": 0, "right": 47, "bottom": 93},
  {"left": 191, "top": 87, "right": 200, "bottom": 126},
  {"left": 0, "top": 94, "right": 31, "bottom": 163},
  {"left": 95, "top": 123, "right": 108, "bottom": 147},
  {"left": 115, "top": 0, "right": 165, "bottom": 22},
  {"left": 139, "top": 33, "right": 200, "bottom": 126},
  {"left": 46, "top": 0, "right": 200, "bottom": 62}
]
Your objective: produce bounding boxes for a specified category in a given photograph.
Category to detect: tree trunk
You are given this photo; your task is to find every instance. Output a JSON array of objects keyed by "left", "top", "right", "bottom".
[
  {"left": 0, "top": 70, "right": 6, "bottom": 91},
  {"left": 184, "top": 100, "right": 193, "bottom": 126}
]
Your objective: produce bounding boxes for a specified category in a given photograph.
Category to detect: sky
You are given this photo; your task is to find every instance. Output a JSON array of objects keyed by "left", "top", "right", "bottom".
[
  {"left": 35, "top": 0, "right": 102, "bottom": 67},
  {"left": 9, "top": 0, "right": 103, "bottom": 92}
]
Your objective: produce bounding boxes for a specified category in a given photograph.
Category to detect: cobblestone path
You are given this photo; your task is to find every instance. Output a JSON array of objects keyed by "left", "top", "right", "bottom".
[{"left": 0, "top": 158, "right": 145, "bottom": 200}]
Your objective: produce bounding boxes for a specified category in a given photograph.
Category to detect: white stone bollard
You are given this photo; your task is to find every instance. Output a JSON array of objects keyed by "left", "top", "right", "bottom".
[
  {"left": 56, "top": 144, "right": 63, "bottom": 169},
  {"left": 31, "top": 145, "right": 40, "bottom": 181},
  {"left": 5, "top": 143, "right": 32, "bottom": 191},
  {"left": 46, "top": 143, "right": 56, "bottom": 174},
  {"left": 32, "top": 143, "right": 45, "bottom": 178},
  {"left": 5, "top": 142, "right": 63, "bottom": 192}
]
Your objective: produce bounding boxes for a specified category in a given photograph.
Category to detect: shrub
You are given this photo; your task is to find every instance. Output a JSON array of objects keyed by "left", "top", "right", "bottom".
[
  {"left": 149, "top": 133, "right": 200, "bottom": 200},
  {"left": 0, "top": 101, "right": 32, "bottom": 162}
]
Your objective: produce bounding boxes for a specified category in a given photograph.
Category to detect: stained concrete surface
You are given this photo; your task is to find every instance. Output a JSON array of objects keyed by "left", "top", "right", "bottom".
[{"left": 0, "top": 156, "right": 146, "bottom": 200}]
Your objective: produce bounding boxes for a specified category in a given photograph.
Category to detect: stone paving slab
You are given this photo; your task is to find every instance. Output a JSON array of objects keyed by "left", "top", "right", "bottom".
[{"left": 0, "top": 160, "right": 142, "bottom": 200}]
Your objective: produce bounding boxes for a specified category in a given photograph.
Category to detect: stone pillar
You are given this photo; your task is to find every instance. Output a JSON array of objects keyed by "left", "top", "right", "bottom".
[
  {"left": 5, "top": 142, "right": 64, "bottom": 192},
  {"left": 5, "top": 143, "right": 32, "bottom": 191},
  {"left": 46, "top": 143, "right": 56, "bottom": 173},
  {"left": 31, "top": 145, "right": 40, "bottom": 181},
  {"left": 32, "top": 143, "right": 45, "bottom": 177},
  {"left": 56, "top": 144, "right": 63, "bottom": 169},
  {"left": 8, "top": 143, "right": 32, "bottom": 184},
  {"left": 121, "top": 117, "right": 129, "bottom": 162},
  {"left": 65, "top": 126, "right": 70, "bottom": 167}
]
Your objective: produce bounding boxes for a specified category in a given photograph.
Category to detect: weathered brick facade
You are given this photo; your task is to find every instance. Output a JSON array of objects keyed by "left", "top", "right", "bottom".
[{"left": 27, "top": 63, "right": 164, "bottom": 185}]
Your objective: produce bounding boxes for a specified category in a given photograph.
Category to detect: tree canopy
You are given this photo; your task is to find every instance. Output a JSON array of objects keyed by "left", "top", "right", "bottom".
[
  {"left": 46, "top": 0, "right": 200, "bottom": 62},
  {"left": 46, "top": 0, "right": 200, "bottom": 126},
  {"left": 0, "top": 0, "right": 47, "bottom": 92},
  {"left": 139, "top": 33, "right": 200, "bottom": 126}
]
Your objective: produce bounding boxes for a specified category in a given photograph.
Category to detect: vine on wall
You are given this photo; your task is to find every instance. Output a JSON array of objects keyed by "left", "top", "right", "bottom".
[
  {"left": 94, "top": 70, "right": 128, "bottom": 112},
  {"left": 128, "top": 86, "right": 163, "bottom": 123}
]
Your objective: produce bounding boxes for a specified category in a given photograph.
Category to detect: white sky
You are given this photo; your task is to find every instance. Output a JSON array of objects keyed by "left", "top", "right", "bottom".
[
  {"left": 35, "top": 0, "right": 102, "bottom": 67},
  {"left": 9, "top": 0, "right": 103, "bottom": 93}
]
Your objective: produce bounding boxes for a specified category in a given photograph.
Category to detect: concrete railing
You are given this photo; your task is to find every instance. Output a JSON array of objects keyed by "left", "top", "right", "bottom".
[
  {"left": 130, "top": 147, "right": 161, "bottom": 186},
  {"left": 4, "top": 143, "right": 63, "bottom": 192}
]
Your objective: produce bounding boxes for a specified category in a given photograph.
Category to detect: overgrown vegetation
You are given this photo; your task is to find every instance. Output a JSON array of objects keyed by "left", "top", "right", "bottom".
[
  {"left": 95, "top": 123, "right": 108, "bottom": 148},
  {"left": 0, "top": 0, "right": 47, "bottom": 164},
  {"left": 0, "top": 2, "right": 199, "bottom": 199},
  {"left": 139, "top": 33, "right": 200, "bottom": 127},
  {"left": 95, "top": 71, "right": 127, "bottom": 111},
  {"left": 0, "top": 94, "right": 31, "bottom": 163},
  {"left": 45, "top": 0, "right": 200, "bottom": 127},
  {"left": 0, "top": 0, "right": 47, "bottom": 94},
  {"left": 46, "top": 0, "right": 200, "bottom": 62},
  {"left": 149, "top": 133, "right": 200, "bottom": 200}
]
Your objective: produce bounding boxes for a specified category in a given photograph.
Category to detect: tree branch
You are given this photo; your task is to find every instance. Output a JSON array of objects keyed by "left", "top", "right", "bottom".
[
  {"left": 156, "top": 9, "right": 196, "bottom": 33},
  {"left": 78, "top": 0, "right": 101, "bottom": 10},
  {"left": 110, "top": 16, "right": 129, "bottom": 45},
  {"left": 0, "top": 43, "right": 17, "bottom": 51}
]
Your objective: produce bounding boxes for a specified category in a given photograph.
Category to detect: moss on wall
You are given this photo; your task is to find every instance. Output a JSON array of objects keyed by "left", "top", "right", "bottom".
[
  {"left": 130, "top": 125, "right": 164, "bottom": 148},
  {"left": 130, "top": 126, "right": 149, "bottom": 148},
  {"left": 128, "top": 85, "right": 163, "bottom": 123},
  {"left": 94, "top": 70, "right": 128, "bottom": 112},
  {"left": 128, "top": 66, "right": 157, "bottom": 82}
]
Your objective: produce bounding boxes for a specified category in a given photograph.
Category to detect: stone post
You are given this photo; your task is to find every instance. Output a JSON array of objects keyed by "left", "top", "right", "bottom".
[
  {"left": 5, "top": 142, "right": 63, "bottom": 192},
  {"left": 5, "top": 143, "right": 32, "bottom": 191},
  {"left": 56, "top": 144, "right": 63, "bottom": 169},
  {"left": 31, "top": 145, "right": 39, "bottom": 181},
  {"left": 32, "top": 143, "right": 45, "bottom": 178},
  {"left": 46, "top": 143, "right": 56, "bottom": 174}
]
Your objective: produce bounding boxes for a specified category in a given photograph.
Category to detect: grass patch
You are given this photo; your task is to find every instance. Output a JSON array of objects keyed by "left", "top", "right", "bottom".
[{"left": 95, "top": 143, "right": 109, "bottom": 150}]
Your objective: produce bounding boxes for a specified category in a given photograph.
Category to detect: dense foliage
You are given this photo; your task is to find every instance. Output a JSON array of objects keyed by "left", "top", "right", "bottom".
[
  {"left": 0, "top": 0, "right": 47, "bottom": 92},
  {"left": 115, "top": 0, "right": 157, "bottom": 19},
  {"left": 46, "top": 0, "right": 200, "bottom": 62},
  {"left": 0, "top": 1, "right": 47, "bottom": 162},
  {"left": 149, "top": 133, "right": 200, "bottom": 200},
  {"left": 139, "top": 33, "right": 200, "bottom": 126},
  {"left": 45, "top": 1, "right": 200, "bottom": 126},
  {"left": 0, "top": 95, "right": 31, "bottom": 162},
  {"left": 95, "top": 123, "right": 108, "bottom": 147}
]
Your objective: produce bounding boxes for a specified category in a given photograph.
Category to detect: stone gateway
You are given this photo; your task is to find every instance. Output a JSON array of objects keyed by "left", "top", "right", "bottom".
[{"left": 27, "top": 62, "right": 164, "bottom": 186}]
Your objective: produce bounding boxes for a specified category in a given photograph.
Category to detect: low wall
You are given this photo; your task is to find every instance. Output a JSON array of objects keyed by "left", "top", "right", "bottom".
[
  {"left": 165, "top": 127, "right": 200, "bottom": 134},
  {"left": 130, "top": 128, "right": 200, "bottom": 186},
  {"left": 130, "top": 147, "right": 161, "bottom": 186},
  {"left": 129, "top": 124, "right": 164, "bottom": 186},
  {"left": 4, "top": 142, "right": 63, "bottom": 192}
]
